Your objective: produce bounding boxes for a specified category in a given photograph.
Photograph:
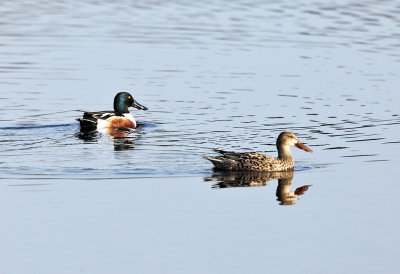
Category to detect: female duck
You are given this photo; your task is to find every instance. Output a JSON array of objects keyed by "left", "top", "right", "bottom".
[
  {"left": 205, "top": 132, "right": 312, "bottom": 171},
  {"left": 77, "top": 92, "right": 147, "bottom": 132}
]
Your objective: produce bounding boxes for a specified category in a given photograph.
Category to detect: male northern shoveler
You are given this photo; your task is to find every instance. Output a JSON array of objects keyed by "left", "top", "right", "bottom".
[
  {"left": 204, "top": 132, "right": 312, "bottom": 171},
  {"left": 77, "top": 92, "right": 148, "bottom": 132}
]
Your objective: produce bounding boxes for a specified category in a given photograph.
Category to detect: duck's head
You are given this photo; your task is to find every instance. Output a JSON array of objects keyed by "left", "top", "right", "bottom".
[
  {"left": 113, "top": 92, "right": 148, "bottom": 114},
  {"left": 277, "top": 132, "right": 312, "bottom": 152}
]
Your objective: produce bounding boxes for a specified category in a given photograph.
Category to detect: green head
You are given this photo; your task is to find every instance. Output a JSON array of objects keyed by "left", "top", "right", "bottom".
[{"left": 113, "top": 92, "right": 148, "bottom": 114}]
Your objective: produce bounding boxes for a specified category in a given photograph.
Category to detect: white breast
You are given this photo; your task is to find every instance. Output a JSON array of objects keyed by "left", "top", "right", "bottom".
[{"left": 122, "top": 113, "right": 136, "bottom": 127}]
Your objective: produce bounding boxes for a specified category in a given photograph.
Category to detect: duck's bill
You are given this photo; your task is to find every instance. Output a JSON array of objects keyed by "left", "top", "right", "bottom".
[
  {"left": 294, "top": 141, "right": 313, "bottom": 152},
  {"left": 131, "top": 100, "right": 148, "bottom": 110}
]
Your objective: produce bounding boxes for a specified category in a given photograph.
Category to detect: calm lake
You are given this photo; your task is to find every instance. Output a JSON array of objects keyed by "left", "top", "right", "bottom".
[{"left": 0, "top": 1, "right": 399, "bottom": 273}]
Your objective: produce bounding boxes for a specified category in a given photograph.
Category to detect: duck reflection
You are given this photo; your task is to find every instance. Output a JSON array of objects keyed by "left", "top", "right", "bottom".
[
  {"left": 205, "top": 171, "right": 311, "bottom": 205},
  {"left": 76, "top": 127, "right": 140, "bottom": 151},
  {"left": 106, "top": 128, "right": 137, "bottom": 151}
]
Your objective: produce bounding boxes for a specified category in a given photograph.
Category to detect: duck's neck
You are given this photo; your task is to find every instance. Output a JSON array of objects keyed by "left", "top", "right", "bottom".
[
  {"left": 114, "top": 99, "right": 129, "bottom": 115},
  {"left": 277, "top": 144, "right": 293, "bottom": 160}
]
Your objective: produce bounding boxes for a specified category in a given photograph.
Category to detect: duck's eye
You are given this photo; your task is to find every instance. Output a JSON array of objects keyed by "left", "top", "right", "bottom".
[{"left": 128, "top": 96, "right": 132, "bottom": 99}]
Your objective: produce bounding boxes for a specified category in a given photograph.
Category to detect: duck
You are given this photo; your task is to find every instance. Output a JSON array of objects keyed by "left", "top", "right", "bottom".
[
  {"left": 77, "top": 92, "right": 148, "bottom": 132},
  {"left": 204, "top": 132, "right": 312, "bottom": 171}
]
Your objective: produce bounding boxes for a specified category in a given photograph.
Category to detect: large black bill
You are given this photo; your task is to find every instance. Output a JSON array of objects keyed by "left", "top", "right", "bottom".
[{"left": 131, "top": 100, "right": 148, "bottom": 110}]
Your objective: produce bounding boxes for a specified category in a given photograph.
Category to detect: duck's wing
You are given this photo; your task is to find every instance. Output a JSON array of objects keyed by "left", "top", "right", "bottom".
[
  {"left": 240, "top": 152, "right": 288, "bottom": 171},
  {"left": 214, "top": 149, "right": 243, "bottom": 159},
  {"left": 85, "top": 110, "right": 116, "bottom": 120}
]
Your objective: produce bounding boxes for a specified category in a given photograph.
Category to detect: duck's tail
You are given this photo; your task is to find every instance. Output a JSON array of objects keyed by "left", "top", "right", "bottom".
[
  {"left": 77, "top": 115, "right": 97, "bottom": 132},
  {"left": 204, "top": 155, "right": 236, "bottom": 170}
]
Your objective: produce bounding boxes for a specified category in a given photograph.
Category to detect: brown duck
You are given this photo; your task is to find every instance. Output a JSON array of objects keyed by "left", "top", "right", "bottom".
[{"left": 204, "top": 132, "right": 312, "bottom": 171}]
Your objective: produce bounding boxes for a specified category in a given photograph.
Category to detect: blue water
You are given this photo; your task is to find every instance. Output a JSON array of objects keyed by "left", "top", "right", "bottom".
[{"left": 0, "top": 1, "right": 400, "bottom": 273}]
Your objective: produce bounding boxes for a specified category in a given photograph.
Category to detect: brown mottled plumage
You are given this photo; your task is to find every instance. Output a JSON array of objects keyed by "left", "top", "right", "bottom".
[{"left": 204, "top": 132, "right": 312, "bottom": 171}]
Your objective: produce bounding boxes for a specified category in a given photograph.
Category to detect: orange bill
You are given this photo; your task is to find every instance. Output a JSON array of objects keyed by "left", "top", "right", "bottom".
[{"left": 294, "top": 141, "right": 313, "bottom": 152}]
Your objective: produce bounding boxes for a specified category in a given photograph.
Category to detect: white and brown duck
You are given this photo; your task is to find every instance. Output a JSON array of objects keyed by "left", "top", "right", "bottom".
[{"left": 205, "top": 132, "right": 312, "bottom": 171}]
